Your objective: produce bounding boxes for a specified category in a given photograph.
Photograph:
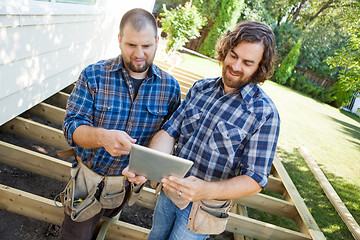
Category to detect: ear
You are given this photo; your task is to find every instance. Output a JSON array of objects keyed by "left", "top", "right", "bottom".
[
  {"left": 118, "top": 33, "right": 122, "bottom": 47},
  {"left": 155, "top": 35, "right": 159, "bottom": 46}
]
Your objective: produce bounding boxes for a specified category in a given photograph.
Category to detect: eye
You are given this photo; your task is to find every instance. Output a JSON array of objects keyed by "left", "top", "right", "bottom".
[{"left": 244, "top": 61, "right": 254, "bottom": 67}]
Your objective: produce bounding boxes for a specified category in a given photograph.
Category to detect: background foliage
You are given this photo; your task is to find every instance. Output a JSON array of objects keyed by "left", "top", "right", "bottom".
[
  {"left": 159, "top": 2, "right": 206, "bottom": 52},
  {"left": 154, "top": 0, "right": 360, "bottom": 107}
]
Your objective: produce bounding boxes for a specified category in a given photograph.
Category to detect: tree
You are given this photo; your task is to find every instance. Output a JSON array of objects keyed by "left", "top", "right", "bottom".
[
  {"left": 326, "top": 0, "right": 360, "bottom": 106},
  {"left": 160, "top": 2, "right": 206, "bottom": 53},
  {"left": 274, "top": 38, "right": 303, "bottom": 84},
  {"left": 198, "top": 0, "right": 245, "bottom": 57}
]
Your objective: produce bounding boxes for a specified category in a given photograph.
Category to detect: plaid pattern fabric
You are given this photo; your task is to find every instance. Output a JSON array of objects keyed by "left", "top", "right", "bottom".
[
  {"left": 163, "top": 78, "right": 280, "bottom": 188},
  {"left": 63, "top": 55, "right": 181, "bottom": 176}
]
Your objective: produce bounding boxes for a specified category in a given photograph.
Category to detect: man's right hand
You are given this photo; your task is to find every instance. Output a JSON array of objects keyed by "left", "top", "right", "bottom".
[
  {"left": 72, "top": 125, "right": 136, "bottom": 156},
  {"left": 100, "top": 129, "right": 137, "bottom": 156}
]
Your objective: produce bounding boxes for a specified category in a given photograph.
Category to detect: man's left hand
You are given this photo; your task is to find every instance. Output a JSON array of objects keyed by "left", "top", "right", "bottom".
[
  {"left": 162, "top": 176, "right": 211, "bottom": 202},
  {"left": 122, "top": 166, "right": 147, "bottom": 185}
]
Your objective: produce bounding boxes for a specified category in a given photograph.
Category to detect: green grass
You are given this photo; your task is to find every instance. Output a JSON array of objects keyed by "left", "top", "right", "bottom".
[{"left": 177, "top": 53, "right": 360, "bottom": 240}]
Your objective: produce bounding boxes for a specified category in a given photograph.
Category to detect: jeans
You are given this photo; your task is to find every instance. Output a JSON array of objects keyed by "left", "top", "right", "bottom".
[{"left": 148, "top": 191, "right": 209, "bottom": 240}]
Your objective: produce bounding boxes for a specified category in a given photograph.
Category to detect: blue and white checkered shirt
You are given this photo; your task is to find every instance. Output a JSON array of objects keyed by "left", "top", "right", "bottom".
[
  {"left": 163, "top": 78, "right": 280, "bottom": 188},
  {"left": 63, "top": 55, "right": 181, "bottom": 176}
]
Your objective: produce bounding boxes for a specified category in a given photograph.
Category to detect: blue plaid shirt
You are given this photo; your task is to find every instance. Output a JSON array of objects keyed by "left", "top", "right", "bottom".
[
  {"left": 163, "top": 78, "right": 280, "bottom": 188},
  {"left": 63, "top": 55, "right": 181, "bottom": 176}
]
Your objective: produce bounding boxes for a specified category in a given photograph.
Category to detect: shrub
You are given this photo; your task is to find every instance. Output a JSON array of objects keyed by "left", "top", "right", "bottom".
[
  {"left": 198, "top": 0, "right": 245, "bottom": 57},
  {"left": 160, "top": 3, "right": 206, "bottom": 53},
  {"left": 274, "top": 38, "right": 302, "bottom": 85}
]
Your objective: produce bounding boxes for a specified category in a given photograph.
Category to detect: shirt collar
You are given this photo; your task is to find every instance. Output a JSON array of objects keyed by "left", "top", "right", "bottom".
[
  {"left": 109, "top": 55, "right": 160, "bottom": 79},
  {"left": 215, "top": 77, "right": 257, "bottom": 103}
]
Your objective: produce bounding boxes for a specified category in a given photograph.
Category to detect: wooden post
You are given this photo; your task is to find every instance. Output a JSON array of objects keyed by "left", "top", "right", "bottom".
[{"left": 299, "top": 146, "right": 360, "bottom": 240}]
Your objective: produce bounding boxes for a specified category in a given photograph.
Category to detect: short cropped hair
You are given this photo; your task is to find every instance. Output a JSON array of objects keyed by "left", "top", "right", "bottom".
[
  {"left": 216, "top": 21, "right": 276, "bottom": 84},
  {"left": 119, "top": 8, "right": 158, "bottom": 38}
]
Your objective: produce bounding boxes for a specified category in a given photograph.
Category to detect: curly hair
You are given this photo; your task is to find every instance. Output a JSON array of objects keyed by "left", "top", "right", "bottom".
[{"left": 216, "top": 21, "right": 276, "bottom": 84}]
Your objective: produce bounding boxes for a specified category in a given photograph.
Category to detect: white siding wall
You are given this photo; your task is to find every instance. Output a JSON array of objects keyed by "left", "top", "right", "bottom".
[
  {"left": 0, "top": 0, "right": 155, "bottom": 125},
  {"left": 352, "top": 96, "right": 360, "bottom": 116}
]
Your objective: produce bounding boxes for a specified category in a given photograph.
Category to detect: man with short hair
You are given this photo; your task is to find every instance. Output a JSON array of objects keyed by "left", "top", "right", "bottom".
[
  {"left": 59, "top": 8, "right": 181, "bottom": 240},
  {"left": 124, "top": 20, "right": 280, "bottom": 240}
]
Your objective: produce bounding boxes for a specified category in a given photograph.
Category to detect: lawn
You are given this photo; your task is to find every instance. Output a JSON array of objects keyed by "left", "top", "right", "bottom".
[{"left": 176, "top": 52, "right": 360, "bottom": 240}]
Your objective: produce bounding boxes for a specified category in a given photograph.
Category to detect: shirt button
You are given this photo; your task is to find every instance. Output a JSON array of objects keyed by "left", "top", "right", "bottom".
[{"left": 107, "top": 107, "right": 110, "bottom": 110}]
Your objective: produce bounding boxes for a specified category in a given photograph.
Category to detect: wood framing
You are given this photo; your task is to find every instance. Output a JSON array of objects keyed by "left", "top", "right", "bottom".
[
  {"left": 299, "top": 146, "right": 360, "bottom": 240},
  {"left": 0, "top": 60, "right": 326, "bottom": 240}
]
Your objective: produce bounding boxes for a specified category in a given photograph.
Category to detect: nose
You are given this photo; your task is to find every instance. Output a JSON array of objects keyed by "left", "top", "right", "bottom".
[
  {"left": 134, "top": 46, "right": 144, "bottom": 58},
  {"left": 231, "top": 60, "right": 243, "bottom": 72}
]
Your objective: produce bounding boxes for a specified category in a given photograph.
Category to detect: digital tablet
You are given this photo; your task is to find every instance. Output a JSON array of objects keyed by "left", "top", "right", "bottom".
[{"left": 128, "top": 144, "right": 193, "bottom": 183}]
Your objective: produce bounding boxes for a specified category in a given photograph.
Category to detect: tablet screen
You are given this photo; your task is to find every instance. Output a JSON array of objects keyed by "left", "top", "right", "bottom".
[{"left": 128, "top": 144, "right": 193, "bottom": 182}]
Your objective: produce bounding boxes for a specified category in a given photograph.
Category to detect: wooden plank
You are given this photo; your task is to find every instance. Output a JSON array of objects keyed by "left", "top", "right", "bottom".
[
  {"left": 0, "top": 184, "right": 149, "bottom": 240},
  {"left": 26, "top": 102, "right": 66, "bottom": 126},
  {"left": 231, "top": 204, "right": 253, "bottom": 240},
  {"left": 0, "top": 116, "right": 69, "bottom": 150},
  {"left": 299, "top": 146, "right": 360, "bottom": 240},
  {"left": 272, "top": 157, "right": 326, "bottom": 239},
  {"left": 236, "top": 192, "right": 298, "bottom": 220},
  {"left": 0, "top": 140, "right": 71, "bottom": 182},
  {"left": 45, "top": 92, "right": 70, "bottom": 109},
  {"left": 172, "top": 72, "right": 197, "bottom": 86},
  {"left": 267, "top": 175, "right": 286, "bottom": 195},
  {"left": 61, "top": 83, "right": 76, "bottom": 94},
  {"left": 0, "top": 141, "right": 292, "bottom": 219},
  {"left": 0, "top": 181, "right": 309, "bottom": 240},
  {"left": 227, "top": 212, "right": 312, "bottom": 240}
]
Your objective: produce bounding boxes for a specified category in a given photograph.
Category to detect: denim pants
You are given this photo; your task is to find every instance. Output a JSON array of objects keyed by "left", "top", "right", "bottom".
[{"left": 148, "top": 191, "right": 209, "bottom": 240}]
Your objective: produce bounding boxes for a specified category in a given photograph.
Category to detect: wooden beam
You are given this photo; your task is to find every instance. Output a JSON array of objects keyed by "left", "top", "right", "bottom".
[
  {"left": 172, "top": 73, "right": 196, "bottom": 87},
  {"left": 299, "top": 146, "right": 360, "bottom": 240},
  {"left": 0, "top": 182, "right": 310, "bottom": 240},
  {"left": 0, "top": 117, "right": 69, "bottom": 150},
  {"left": 0, "top": 184, "right": 149, "bottom": 240},
  {"left": 272, "top": 157, "right": 326, "bottom": 239},
  {"left": 231, "top": 204, "right": 253, "bottom": 240},
  {"left": 0, "top": 140, "right": 71, "bottom": 182},
  {"left": 236, "top": 192, "right": 298, "bottom": 220},
  {"left": 227, "top": 212, "right": 312, "bottom": 240},
  {"left": 267, "top": 175, "right": 286, "bottom": 195},
  {"left": 45, "top": 92, "right": 70, "bottom": 109},
  {"left": 61, "top": 83, "right": 76, "bottom": 94},
  {"left": 25, "top": 102, "right": 66, "bottom": 126},
  {"left": 0, "top": 141, "right": 294, "bottom": 221}
]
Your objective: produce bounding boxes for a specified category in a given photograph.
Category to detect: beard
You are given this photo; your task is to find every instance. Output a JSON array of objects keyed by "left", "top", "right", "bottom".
[
  {"left": 124, "top": 57, "right": 153, "bottom": 73},
  {"left": 222, "top": 65, "right": 252, "bottom": 90}
]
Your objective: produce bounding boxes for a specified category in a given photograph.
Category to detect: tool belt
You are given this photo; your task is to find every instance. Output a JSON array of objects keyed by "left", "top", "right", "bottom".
[
  {"left": 163, "top": 188, "right": 232, "bottom": 235},
  {"left": 55, "top": 156, "right": 143, "bottom": 222}
]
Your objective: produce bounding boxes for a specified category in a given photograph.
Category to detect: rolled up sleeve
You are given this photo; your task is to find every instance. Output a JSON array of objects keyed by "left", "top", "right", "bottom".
[
  {"left": 63, "top": 70, "right": 95, "bottom": 147},
  {"left": 240, "top": 110, "right": 280, "bottom": 188}
]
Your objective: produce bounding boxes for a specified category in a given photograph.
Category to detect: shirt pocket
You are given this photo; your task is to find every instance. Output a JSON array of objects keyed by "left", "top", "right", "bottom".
[
  {"left": 146, "top": 104, "right": 169, "bottom": 117},
  {"left": 144, "top": 103, "right": 169, "bottom": 132},
  {"left": 180, "top": 107, "right": 203, "bottom": 138},
  {"left": 209, "top": 121, "right": 247, "bottom": 157},
  {"left": 93, "top": 98, "right": 123, "bottom": 128}
]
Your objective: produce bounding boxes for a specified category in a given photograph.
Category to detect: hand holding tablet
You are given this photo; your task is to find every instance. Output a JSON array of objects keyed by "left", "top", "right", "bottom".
[{"left": 128, "top": 144, "right": 193, "bottom": 183}]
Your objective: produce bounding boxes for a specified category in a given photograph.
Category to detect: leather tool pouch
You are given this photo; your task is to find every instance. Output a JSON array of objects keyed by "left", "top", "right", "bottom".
[
  {"left": 58, "top": 160, "right": 127, "bottom": 222},
  {"left": 99, "top": 175, "right": 126, "bottom": 209},
  {"left": 187, "top": 199, "right": 232, "bottom": 234},
  {"left": 127, "top": 182, "right": 145, "bottom": 206}
]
